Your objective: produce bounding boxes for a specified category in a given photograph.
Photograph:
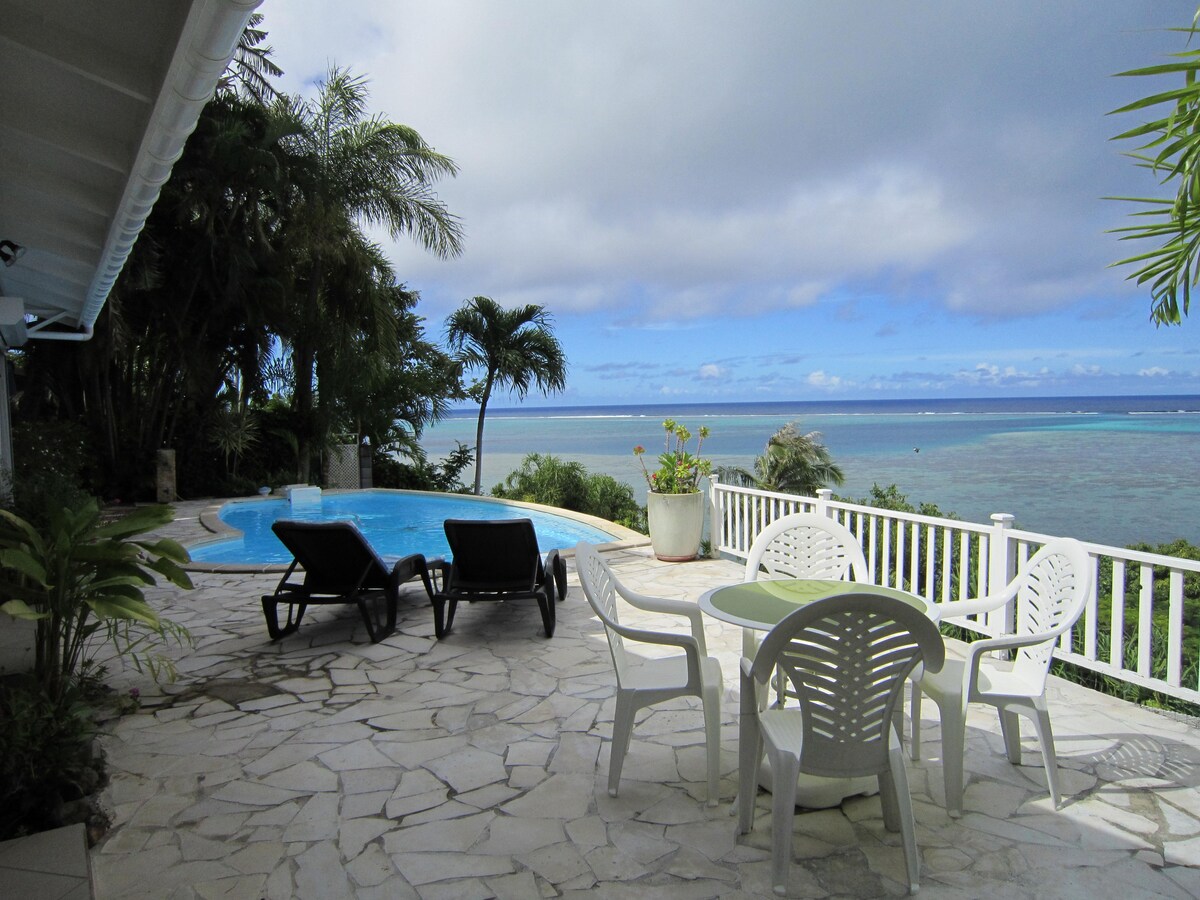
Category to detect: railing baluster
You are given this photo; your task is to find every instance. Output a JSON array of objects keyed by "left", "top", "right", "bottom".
[
  {"left": 1138, "top": 564, "right": 1153, "bottom": 679},
  {"left": 1110, "top": 559, "right": 1126, "bottom": 671},
  {"left": 1168, "top": 570, "right": 1184, "bottom": 686},
  {"left": 1083, "top": 555, "right": 1098, "bottom": 661}
]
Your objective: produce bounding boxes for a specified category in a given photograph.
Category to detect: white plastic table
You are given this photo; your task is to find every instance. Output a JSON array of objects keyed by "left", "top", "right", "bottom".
[{"left": 699, "top": 578, "right": 939, "bottom": 808}]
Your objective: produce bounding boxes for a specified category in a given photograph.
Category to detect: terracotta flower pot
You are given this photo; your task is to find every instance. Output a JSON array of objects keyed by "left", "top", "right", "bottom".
[{"left": 646, "top": 491, "right": 704, "bottom": 561}]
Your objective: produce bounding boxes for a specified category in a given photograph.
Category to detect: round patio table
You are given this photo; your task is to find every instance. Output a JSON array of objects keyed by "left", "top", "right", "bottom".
[{"left": 699, "top": 577, "right": 939, "bottom": 809}]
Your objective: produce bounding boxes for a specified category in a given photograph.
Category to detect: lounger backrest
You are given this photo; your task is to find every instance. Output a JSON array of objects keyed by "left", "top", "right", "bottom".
[
  {"left": 271, "top": 520, "right": 387, "bottom": 593},
  {"left": 444, "top": 518, "right": 541, "bottom": 592}
]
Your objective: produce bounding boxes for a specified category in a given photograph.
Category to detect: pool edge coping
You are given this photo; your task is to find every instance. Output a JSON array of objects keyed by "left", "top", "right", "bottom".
[{"left": 185, "top": 488, "right": 650, "bottom": 574}]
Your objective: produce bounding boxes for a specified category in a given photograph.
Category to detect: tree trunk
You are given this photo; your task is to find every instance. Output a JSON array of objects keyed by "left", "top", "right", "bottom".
[
  {"left": 472, "top": 375, "right": 493, "bottom": 495},
  {"left": 293, "top": 265, "right": 323, "bottom": 483}
]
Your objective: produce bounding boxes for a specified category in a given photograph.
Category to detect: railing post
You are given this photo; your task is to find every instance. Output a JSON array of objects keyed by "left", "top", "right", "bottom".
[
  {"left": 988, "top": 513, "right": 1016, "bottom": 637},
  {"left": 816, "top": 488, "right": 832, "bottom": 519},
  {"left": 707, "top": 476, "right": 721, "bottom": 558}
]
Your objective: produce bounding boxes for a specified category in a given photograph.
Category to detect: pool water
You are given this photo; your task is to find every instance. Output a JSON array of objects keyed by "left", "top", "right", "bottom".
[{"left": 189, "top": 490, "right": 622, "bottom": 565}]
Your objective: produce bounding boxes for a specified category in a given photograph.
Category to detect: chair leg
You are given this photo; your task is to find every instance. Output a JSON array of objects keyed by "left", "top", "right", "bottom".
[
  {"left": 609, "top": 691, "right": 638, "bottom": 797},
  {"left": 432, "top": 598, "right": 450, "bottom": 639},
  {"left": 1027, "top": 701, "right": 1062, "bottom": 808},
  {"left": 550, "top": 550, "right": 568, "bottom": 601},
  {"left": 930, "top": 692, "right": 967, "bottom": 817},
  {"left": 356, "top": 591, "right": 397, "bottom": 644},
  {"left": 999, "top": 708, "right": 1022, "bottom": 764},
  {"left": 261, "top": 596, "right": 306, "bottom": 640},
  {"left": 909, "top": 680, "right": 923, "bottom": 761},
  {"left": 737, "top": 726, "right": 763, "bottom": 835},
  {"left": 702, "top": 682, "right": 721, "bottom": 807},
  {"left": 767, "top": 746, "right": 799, "bottom": 897},
  {"left": 536, "top": 591, "right": 555, "bottom": 638},
  {"left": 886, "top": 742, "right": 921, "bottom": 894}
]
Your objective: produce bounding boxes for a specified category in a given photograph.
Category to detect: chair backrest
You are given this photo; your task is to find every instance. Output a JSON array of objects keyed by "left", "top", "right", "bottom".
[
  {"left": 444, "top": 518, "right": 541, "bottom": 592},
  {"left": 575, "top": 542, "right": 633, "bottom": 678},
  {"left": 271, "top": 520, "right": 387, "bottom": 593},
  {"left": 751, "top": 592, "right": 944, "bottom": 778},
  {"left": 1009, "top": 538, "right": 1091, "bottom": 686},
  {"left": 744, "top": 512, "right": 868, "bottom": 583}
]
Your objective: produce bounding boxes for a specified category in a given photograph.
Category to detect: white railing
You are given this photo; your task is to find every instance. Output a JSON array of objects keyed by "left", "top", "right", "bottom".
[{"left": 711, "top": 481, "right": 1200, "bottom": 706}]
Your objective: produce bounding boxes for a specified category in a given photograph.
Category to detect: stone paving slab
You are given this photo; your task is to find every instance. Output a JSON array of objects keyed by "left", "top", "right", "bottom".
[{"left": 79, "top": 502, "right": 1200, "bottom": 898}]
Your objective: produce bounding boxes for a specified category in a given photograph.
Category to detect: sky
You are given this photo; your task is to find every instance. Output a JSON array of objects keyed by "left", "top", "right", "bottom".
[{"left": 262, "top": 0, "right": 1200, "bottom": 407}]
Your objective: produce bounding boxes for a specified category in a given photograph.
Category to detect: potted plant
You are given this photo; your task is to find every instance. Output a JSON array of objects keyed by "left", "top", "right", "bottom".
[{"left": 635, "top": 420, "right": 712, "bottom": 561}]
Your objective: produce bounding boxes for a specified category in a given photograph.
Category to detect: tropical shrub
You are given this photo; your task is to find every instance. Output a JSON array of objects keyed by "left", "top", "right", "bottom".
[
  {"left": 718, "top": 421, "right": 843, "bottom": 496},
  {"left": 493, "top": 453, "right": 644, "bottom": 530},
  {"left": 375, "top": 442, "right": 474, "bottom": 493},
  {"left": 0, "top": 501, "right": 192, "bottom": 704}
]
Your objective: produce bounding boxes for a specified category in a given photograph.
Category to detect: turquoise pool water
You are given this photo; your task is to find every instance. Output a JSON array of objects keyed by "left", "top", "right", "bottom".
[{"left": 189, "top": 490, "right": 621, "bottom": 565}]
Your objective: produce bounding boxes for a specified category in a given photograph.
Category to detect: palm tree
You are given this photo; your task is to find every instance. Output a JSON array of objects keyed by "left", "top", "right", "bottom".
[
  {"left": 718, "top": 422, "right": 844, "bottom": 496},
  {"left": 446, "top": 296, "right": 568, "bottom": 494},
  {"left": 279, "top": 66, "right": 464, "bottom": 480}
]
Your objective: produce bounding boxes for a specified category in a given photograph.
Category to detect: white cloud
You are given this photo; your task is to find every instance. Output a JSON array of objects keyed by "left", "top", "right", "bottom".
[
  {"left": 698, "top": 364, "right": 726, "bottom": 380},
  {"left": 807, "top": 371, "right": 843, "bottom": 388},
  {"left": 265, "top": 0, "right": 1173, "bottom": 325},
  {"left": 1138, "top": 366, "right": 1170, "bottom": 377}
]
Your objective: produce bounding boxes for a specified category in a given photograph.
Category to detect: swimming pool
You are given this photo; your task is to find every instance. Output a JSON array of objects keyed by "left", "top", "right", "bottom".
[{"left": 188, "top": 489, "right": 631, "bottom": 566}]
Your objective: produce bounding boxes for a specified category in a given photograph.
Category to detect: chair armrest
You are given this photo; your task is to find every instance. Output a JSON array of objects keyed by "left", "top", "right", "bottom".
[
  {"left": 961, "top": 629, "right": 1067, "bottom": 699},
  {"left": 393, "top": 555, "right": 442, "bottom": 597},
  {"left": 963, "top": 629, "right": 1064, "bottom": 667},
  {"left": 606, "top": 618, "right": 700, "bottom": 653},
  {"left": 614, "top": 583, "right": 709, "bottom": 655},
  {"left": 612, "top": 620, "right": 706, "bottom": 687},
  {"left": 936, "top": 582, "right": 1018, "bottom": 621}
]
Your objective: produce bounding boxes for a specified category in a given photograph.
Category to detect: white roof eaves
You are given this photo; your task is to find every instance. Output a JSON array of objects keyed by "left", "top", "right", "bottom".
[{"left": 79, "top": 0, "right": 264, "bottom": 330}]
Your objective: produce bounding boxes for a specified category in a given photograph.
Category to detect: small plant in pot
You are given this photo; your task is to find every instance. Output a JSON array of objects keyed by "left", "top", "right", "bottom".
[{"left": 635, "top": 420, "right": 712, "bottom": 561}]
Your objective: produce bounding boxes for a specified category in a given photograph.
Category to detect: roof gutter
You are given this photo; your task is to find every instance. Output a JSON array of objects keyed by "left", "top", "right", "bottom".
[{"left": 77, "top": 0, "right": 263, "bottom": 333}]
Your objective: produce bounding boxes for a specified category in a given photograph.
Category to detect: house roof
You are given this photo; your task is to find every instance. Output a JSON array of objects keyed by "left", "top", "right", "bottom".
[{"left": 0, "top": 0, "right": 262, "bottom": 346}]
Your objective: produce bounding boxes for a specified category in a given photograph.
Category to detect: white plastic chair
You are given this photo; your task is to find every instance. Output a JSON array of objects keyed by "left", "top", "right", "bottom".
[
  {"left": 744, "top": 512, "right": 869, "bottom": 584},
  {"left": 575, "top": 542, "right": 723, "bottom": 806},
  {"left": 744, "top": 512, "right": 869, "bottom": 704},
  {"left": 909, "top": 538, "right": 1091, "bottom": 816},
  {"left": 738, "top": 592, "right": 945, "bottom": 896}
]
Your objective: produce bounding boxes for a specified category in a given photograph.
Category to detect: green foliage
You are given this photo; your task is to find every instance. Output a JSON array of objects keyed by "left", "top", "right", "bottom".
[
  {"left": 0, "top": 676, "right": 102, "bottom": 840},
  {"left": 717, "top": 421, "right": 843, "bottom": 496},
  {"left": 280, "top": 66, "right": 463, "bottom": 482},
  {"left": 446, "top": 296, "right": 568, "bottom": 495},
  {"left": 208, "top": 405, "right": 260, "bottom": 478},
  {"left": 374, "top": 442, "right": 475, "bottom": 493},
  {"left": 1109, "top": 19, "right": 1200, "bottom": 324},
  {"left": 7, "top": 421, "right": 95, "bottom": 524},
  {"left": 14, "top": 52, "right": 465, "bottom": 500},
  {"left": 0, "top": 502, "right": 193, "bottom": 704},
  {"left": 634, "top": 419, "right": 712, "bottom": 495},
  {"left": 493, "top": 454, "right": 645, "bottom": 531},
  {"left": 1091, "top": 537, "right": 1200, "bottom": 696},
  {"left": 834, "top": 483, "right": 971, "bottom": 598}
]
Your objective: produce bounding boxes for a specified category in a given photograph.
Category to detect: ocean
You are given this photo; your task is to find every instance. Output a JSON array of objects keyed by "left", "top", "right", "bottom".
[{"left": 417, "top": 395, "right": 1200, "bottom": 549}]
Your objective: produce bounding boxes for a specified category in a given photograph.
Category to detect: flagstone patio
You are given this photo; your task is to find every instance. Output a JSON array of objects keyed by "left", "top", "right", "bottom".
[{"left": 77, "top": 501, "right": 1200, "bottom": 898}]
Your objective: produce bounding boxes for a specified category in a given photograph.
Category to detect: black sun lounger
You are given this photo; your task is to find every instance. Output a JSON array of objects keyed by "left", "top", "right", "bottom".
[
  {"left": 425, "top": 518, "right": 568, "bottom": 639},
  {"left": 262, "top": 520, "right": 430, "bottom": 643}
]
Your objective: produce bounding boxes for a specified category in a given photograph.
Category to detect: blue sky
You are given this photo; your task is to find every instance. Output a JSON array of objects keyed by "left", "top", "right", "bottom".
[{"left": 265, "top": 0, "right": 1200, "bottom": 406}]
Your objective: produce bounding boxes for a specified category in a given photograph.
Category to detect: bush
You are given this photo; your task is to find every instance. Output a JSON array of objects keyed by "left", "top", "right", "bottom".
[
  {"left": 8, "top": 420, "right": 95, "bottom": 523},
  {"left": 375, "top": 442, "right": 473, "bottom": 493},
  {"left": 493, "top": 453, "right": 645, "bottom": 530},
  {"left": 0, "top": 676, "right": 104, "bottom": 840}
]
